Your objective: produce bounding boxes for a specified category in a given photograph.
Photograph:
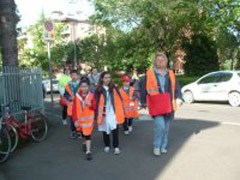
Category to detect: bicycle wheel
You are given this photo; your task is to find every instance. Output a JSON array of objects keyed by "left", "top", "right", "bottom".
[
  {"left": 0, "top": 126, "right": 11, "bottom": 163},
  {"left": 8, "top": 124, "right": 19, "bottom": 152},
  {"left": 29, "top": 113, "right": 48, "bottom": 142}
]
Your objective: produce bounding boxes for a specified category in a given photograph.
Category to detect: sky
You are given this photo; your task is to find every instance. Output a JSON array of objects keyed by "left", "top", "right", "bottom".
[{"left": 15, "top": 0, "right": 95, "bottom": 28}]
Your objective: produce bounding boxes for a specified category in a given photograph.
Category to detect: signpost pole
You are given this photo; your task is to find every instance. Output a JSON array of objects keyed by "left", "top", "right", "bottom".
[
  {"left": 47, "top": 40, "right": 54, "bottom": 116},
  {"left": 43, "top": 20, "right": 55, "bottom": 116}
]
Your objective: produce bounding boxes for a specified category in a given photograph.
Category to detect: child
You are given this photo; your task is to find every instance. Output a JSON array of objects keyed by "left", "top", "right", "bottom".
[
  {"left": 95, "top": 72, "right": 124, "bottom": 155},
  {"left": 72, "top": 78, "right": 96, "bottom": 160},
  {"left": 120, "top": 76, "right": 139, "bottom": 135},
  {"left": 64, "top": 70, "right": 79, "bottom": 139}
]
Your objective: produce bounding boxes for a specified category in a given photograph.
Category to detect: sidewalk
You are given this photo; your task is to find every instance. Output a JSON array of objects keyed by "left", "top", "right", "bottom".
[{"left": 1, "top": 99, "right": 240, "bottom": 180}]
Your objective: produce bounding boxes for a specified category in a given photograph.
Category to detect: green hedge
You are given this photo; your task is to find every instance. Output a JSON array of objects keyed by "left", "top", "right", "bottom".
[{"left": 177, "top": 75, "right": 200, "bottom": 87}]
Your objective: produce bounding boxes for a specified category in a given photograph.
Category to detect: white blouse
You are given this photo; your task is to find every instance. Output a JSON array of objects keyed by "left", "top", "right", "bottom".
[{"left": 98, "top": 86, "right": 117, "bottom": 134}]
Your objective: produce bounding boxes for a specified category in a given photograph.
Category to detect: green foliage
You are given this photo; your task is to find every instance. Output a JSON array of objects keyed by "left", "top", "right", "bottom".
[
  {"left": 18, "top": 14, "right": 67, "bottom": 71},
  {"left": 177, "top": 75, "right": 200, "bottom": 87},
  {"left": 183, "top": 34, "right": 219, "bottom": 76},
  {"left": 89, "top": 0, "right": 239, "bottom": 73},
  {"left": 77, "top": 34, "right": 106, "bottom": 69}
]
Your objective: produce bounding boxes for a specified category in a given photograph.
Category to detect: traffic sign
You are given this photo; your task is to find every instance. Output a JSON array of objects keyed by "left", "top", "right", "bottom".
[{"left": 43, "top": 21, "right": 54, "bottom": 40}]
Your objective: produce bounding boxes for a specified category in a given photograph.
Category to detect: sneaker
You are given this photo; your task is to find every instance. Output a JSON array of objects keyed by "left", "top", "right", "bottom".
[
  {"left": 71, "top": 132, "right": 77, "bottom": 139},
  {"left": 124, "top": 131, "right": 129, "bottom": 135},
  {"left": 86, "top": 152, "right": 92, "bottom": 161},
  {"left": 161, "top": 148, "right": 168, "bottom": 154},
  {"left": 62, "top": 119, "right": 67, "bottom": 125},
  {"left": 82, "top": 144, "right": 87, "bottom": 152},
  {"left": 77, "top": 132, "right": 82, "bottom": 139},
  {"left": 114, "top": 147, "right": 121, "bottom": 155},
  {"left": 128, "top": 126, "right": 133, "bottom": 132},
  {"left": 104, "top": 146, "right": 110, "bottom": 153},
  {"left": 153, "top": 148, "right": 161, "bottom": 156}
]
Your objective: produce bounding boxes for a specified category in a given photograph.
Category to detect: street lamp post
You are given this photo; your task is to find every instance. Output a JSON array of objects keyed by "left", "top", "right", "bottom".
[{"left": 71, "top": 22, "right": 77, "bottom": 69}]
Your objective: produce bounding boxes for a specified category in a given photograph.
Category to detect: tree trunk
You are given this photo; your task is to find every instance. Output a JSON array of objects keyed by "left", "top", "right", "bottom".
[{"left": 0, "top": 0, "right": 19, "bottom": 66}]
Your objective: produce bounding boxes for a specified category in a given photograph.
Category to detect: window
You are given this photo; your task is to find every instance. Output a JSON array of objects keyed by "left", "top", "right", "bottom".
[
  {"left": 217, "top": 72, "right": 233, "bottom": 83},
  {"left": 198, "top": 73, "right": 220, "bottom": 84},
  {"left": 198, "top": 72, "right": 233, "bottom": 84}
]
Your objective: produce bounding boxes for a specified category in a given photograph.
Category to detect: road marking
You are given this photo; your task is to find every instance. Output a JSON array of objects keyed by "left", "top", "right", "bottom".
[{"left": 220, "top": 122, "right": 240, "bottom": 126}]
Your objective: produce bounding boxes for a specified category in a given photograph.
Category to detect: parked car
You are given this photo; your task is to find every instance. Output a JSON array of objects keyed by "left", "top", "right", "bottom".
[
  {"left": 182, "top": 71, "right": 240, "bottom": 107},
  {"left": 42, "top": 78, "right": 59, "bottom": 93}
]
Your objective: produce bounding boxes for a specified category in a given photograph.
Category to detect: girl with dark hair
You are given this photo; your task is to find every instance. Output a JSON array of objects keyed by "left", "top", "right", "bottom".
[
  {"left": 95, "top": 72, "right": 124, "bottom": 155},
  {"left": 72, "top": 78, "right": 96, "bottom": 160}
]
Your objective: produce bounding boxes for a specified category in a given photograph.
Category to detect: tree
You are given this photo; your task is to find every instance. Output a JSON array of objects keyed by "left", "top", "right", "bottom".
[
  {"left": 19, "top": 14, "right": 67, "bottom": 71},
  {"left": 90, "top": 0, "right": 239, "bottom": 72},
  {"left": 0, "top": 0, "right": 19, "bottom": 66},
  {"left": 77, "top": 34, "right": 106, "bottom": 69},
  {"left": 183, "top": 34, "right": 219, "bottom": 76}
]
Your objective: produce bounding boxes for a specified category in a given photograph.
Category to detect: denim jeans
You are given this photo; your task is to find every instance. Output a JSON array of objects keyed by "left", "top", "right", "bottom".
[{"left": 153, "top": 115, "right": 170, "bottom": 150}]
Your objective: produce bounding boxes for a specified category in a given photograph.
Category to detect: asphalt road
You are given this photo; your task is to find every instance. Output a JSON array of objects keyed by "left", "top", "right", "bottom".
[{"left": 0, "top": 100, "right": 239, "bottom": 180}]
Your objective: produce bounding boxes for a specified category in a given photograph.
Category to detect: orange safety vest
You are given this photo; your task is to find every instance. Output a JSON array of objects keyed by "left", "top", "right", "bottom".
[
  {"left": 146, "top": 69, "right": 177, "bottom": 111},
  {"left": 65, "top": 84, "right": 74, "bottom": 116},
  {"left": 73, "top": 93, "right": 94, "bottom": 136},
  {"left": 120, "top": 87, "right": 139, "bottom": 118},
  {"left": 97, "top": 88, "right": 124, "bottom": 125}
]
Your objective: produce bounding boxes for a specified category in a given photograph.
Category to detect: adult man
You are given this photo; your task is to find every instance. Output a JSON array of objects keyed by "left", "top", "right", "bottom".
[{"left": 140, "top": 52, "right": 183, "bottom": 156}]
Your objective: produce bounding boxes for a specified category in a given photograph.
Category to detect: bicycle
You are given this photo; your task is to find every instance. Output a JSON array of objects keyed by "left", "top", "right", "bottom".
[
  {"left": 3, "top": 105, "right": 48, "bottom": 153},
  {"left": 0, "top": 107, "right": 11, "bottom": 163}
]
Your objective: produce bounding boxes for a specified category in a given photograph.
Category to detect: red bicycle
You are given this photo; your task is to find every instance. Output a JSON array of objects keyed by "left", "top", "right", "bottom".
[{"left": 3, "top": 105, "right": 48, "bottom": 153}]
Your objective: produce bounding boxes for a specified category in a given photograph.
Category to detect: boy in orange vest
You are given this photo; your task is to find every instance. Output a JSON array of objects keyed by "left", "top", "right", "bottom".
[
  {"left": 64, "top": 70, "right": 79, "bottom": 139},
  {"left": 72, "top": 78, "right": 96, "bottom": 160},
  {"left": 120, "top": 76, "right": 139, "bottom": 135}
]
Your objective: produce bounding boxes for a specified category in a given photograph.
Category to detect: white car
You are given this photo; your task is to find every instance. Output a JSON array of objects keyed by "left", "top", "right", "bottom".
[
  {"left": 182, "top": 71, "right": 240, "bottom": 107},
  {"left": 42, "top": 78, "right": 59, "bottom": 93}
]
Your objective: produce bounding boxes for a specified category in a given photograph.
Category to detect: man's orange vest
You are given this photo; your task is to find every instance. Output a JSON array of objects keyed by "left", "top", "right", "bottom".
[
  {"left": 73, "top": 93, "right": 94, "bottom": 136},
  {"left": 97, "top": 88, "right": 124, "bottom": 125},
  {"left": 65, "top": 84, "right": 74, "bottom": 116},
  {"left": 146, "top": 69, "right": 177, "bottom": 111},
  {"left": 120, "top": 87, "right": 139, "bottom": 118}
]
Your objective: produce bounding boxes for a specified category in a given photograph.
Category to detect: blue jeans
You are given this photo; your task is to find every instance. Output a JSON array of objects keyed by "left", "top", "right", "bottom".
[{"left": 153, "top": 115, "right": 170, "bottom": 150}]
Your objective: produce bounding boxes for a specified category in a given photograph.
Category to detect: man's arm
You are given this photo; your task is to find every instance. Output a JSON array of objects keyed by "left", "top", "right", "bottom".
[{"left": 175, "top": 77, "right": 182, "bottom": 100}]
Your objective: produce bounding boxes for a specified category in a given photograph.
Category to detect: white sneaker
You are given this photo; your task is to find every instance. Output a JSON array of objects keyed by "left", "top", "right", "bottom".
[
  {"left": 153, "top": 148, "right": 161, "bottom": 156},
  {"left": 104, "top": 146, "right": 110, "bottom": 153},
  {"left": 161, "top": 148, "right": 168, "bottom": 154},
  {"left": 124, "top": 131, "right": 129, "bottom": 135},
  {"left": 62, "top": 119, "right": 67, "bottom": 125},
  {"left": 128, "top": 126, "right": 133, "bottom": 132},
  {"left": 114, "top": 147, "right": 121, "bottom": 155}
]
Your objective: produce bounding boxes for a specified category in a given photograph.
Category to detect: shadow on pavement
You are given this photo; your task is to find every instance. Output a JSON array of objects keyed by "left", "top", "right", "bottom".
[{"left": 0, "top": 100, "right": 220, "bottom": 180}]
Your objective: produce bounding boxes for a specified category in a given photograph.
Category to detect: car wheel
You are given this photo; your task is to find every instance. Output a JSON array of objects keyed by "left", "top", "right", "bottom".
[
  {"left": 183, "top": 90, "right": 194, "bottom": 104},
  {"left": 228, "top": 91, "right": 240, "bottom": 107}
]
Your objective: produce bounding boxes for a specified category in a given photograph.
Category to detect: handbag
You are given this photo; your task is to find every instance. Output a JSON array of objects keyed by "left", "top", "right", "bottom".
[
  {"left": 59, "top": 96, "right": 69, "bottom": 106},
  {"left": 147, "top": 93, "right": 172, "bottom": 116}
]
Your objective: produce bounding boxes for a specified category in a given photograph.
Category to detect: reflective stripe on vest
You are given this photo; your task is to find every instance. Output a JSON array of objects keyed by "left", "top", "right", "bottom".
[
  {"left": 77, "top": 115, "right": 94, "bottom": 121},
  {"left": 75, "top": 122, "right": 93, "bottom": 128}
]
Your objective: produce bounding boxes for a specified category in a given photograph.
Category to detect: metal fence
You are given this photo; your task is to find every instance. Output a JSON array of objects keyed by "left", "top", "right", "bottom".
[{"left": 0, "top": 66, "right": 44, "bottom": 118}]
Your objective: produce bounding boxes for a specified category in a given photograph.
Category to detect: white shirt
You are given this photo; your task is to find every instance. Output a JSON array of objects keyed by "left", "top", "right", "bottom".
[{"left": 98, "top": 86, "right": 117, "bottom": 134}]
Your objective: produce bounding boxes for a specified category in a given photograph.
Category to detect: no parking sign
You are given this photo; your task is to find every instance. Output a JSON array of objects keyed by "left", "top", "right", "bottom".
[{"left": 43, "top": 21, "right": 55, "bottom": 40}]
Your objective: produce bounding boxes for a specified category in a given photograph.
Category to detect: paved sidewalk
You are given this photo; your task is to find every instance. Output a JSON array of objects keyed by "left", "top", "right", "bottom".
[{"left": 0, "top": 101, "right": 240, "bottom": 180}]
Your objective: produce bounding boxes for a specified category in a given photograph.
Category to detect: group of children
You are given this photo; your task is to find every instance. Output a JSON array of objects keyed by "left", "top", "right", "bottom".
[{"left": 62, "top": 70, "right": 139, "bottom": 160}]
